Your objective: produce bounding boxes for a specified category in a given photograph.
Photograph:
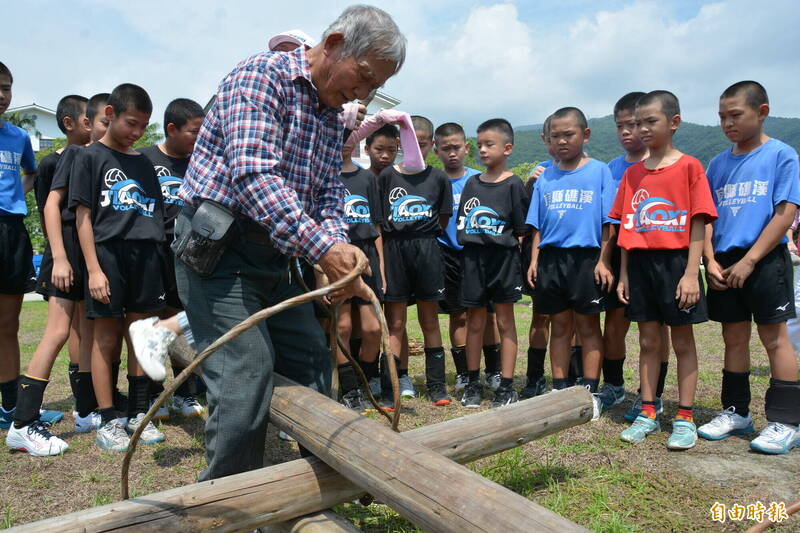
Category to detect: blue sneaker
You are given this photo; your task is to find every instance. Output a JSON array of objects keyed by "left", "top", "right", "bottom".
[
  {"left": 0, "top": 407, "right": 13, "bottom": 429},
  {"left": 0, "top": 408, "right": 62, "bottom": 429},
  {"left": 623, "top": 395, "right": 663, "bottom": 422},
  {"left": 750, "top": 422, "right": 800, "bottom": 455},
  {"left": 620, "top": 415, "right": 660, "bottom": 443},
  {"left": 597, "top": 383, "right": 626, "bottom": 409},
  {"left": 667, "top": 419, "right": 698, "bottom": 450}
]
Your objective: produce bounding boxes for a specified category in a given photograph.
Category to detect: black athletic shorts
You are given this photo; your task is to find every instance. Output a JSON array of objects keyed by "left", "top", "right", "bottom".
[
  {"left": 439, "top": 244, "right": 466, "bottom": 314},
  {"left": 351, "top": 238, "right": 384, "bottom": 306},
  {"left": 626, "top": 249, "right": 707, "bottom": 326},
  {"left": 0, "top": 215, "right": 36, "bottom": 295},
  {"left": 383, "top": 235, "right": 444, "bottom": 302},
  {"left": 159, "top": 240, "right": 182, "bottom": 310},
  {"left": 85, "top": 240, "right": 166, "bottom": 318},
  {"left": 535, "top": 246, "right": 605, "bottom": 315},
  {"left": 36, "top": 224, "right": 84, "bottom": 301},
  {"left": 461, "top": 244, "right": 523, "bottom": 307},
  {"left": 708, "top": 244, "right": 795, "bottom": 325}
]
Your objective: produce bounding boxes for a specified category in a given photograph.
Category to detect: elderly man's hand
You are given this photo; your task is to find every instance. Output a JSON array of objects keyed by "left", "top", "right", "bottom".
[{"left": 317, "top": 243, "right": 374, "bottom": 303}]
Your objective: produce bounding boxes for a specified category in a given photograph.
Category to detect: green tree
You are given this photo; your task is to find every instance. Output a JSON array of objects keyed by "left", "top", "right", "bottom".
[
  {"left": 133, "top": 122, "right": 163, "bottom": 149},
  {"left": 0, "top": 111, "right": 39, "bottom": 136}
]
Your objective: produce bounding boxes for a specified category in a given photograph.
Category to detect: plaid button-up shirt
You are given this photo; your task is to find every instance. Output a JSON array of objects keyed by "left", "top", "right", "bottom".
[{"left": 180, "top": 47, "right": 348, "bottom": 264}]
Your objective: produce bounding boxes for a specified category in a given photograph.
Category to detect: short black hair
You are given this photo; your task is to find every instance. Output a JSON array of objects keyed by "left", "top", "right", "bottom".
[
  {"left": 542, "top": 115, "right": 552, "bottom": 138},
  {"left": 410, "top": 115, "right": 433, "bottom": 138},
  {"left": 108, "top": 83, "right": 152, "bottom": 116},
  {"left": 477, "top": 118, "right": 514, "bottom": 145},
  {"left": 721, "top": 80, "right": 769, "bottom": 109},
  {"left": 434, "top": 122, "right": 466, "bottom": 141},
  {"left": 551, "top": 107, "right": 588, "bottom": 130},
  {"left": 55, "top": 95, "right": 88, "bottom": 134},
  {"left": 366, "top": 124, "right": 399, "bottom": 147},
  {"left": 637, "top": 90, "right": 680, "bottom": 119},
  {"left": 86, "top": 93, "right": 110, "bottom": 122},
  {"left": 0, "top": 62, "right": 12, "bottom": 84},
  {"left": 163, "top": 98, "right": 204, "bottom": 136},
  {"left": 614, "top": 92, "right": 646, "bottom": 118}
]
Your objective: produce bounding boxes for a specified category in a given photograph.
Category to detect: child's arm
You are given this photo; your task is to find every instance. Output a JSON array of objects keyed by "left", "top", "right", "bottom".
[
  {"left": 438, "top": 214, "right": 450, "bottom": 230},
  {"left": 702, "top": 222, "right": 727, "bottom": 290},
  {"left": 723, "top": 201, "right": 797, "bottom": 288},
  {"left": 75, "top": 205, "right": 110, "bottom": 304},
  {"left": 594, "top": 224, "right": 614, "bottom": 292},
  {"left": 616, "top": 248, "right": 630, "bottom": 305},
  {"left": 787, "top": 228, "right": 797, "bottom": 256},
  {"left": 527, "top": 229, "right": 541, "bottom": 288},
  {"left": 22, "top": 171, "right": 35, "bottom": 195},
  {"left": 675, "top": 215, "right": 705, "bottom": 309},
  {"left": 44, "top": 188, "right": 72, "bottom": 292}
]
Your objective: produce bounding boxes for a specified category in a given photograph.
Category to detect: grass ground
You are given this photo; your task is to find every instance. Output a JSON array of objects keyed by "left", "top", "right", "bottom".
[{"left": 1, "top": 298, "right": 798, "bottom": 532}]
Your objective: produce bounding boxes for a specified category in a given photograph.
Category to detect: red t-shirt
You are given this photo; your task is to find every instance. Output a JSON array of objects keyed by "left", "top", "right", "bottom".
[{"left": 609, "top": 155, "right": 717, "bottom": 250}]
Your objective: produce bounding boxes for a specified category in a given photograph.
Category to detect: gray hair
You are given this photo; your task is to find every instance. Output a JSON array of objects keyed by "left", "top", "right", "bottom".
[{"left": 323, "top": 5, "right": 407, "bottom": 72}]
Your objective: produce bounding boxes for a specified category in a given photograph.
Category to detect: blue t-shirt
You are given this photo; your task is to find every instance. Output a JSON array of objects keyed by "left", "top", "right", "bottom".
[
  {"left": 0, "top": 122, "right": 36, "bottom": 215},
  {"left": 438, "top": 167, "right": 481, "bottom": 250},
  {"left": 526, "top": 158, "right": 615, "bottom": 248},
  {"left": 607, "top": 154, "right": 634, "bottom": 186},
  {"left": 707, "top": 138, "right": 800, "bottom": 253}
]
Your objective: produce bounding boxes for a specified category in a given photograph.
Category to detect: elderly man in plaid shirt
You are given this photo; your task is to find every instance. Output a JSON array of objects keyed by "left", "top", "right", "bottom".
[{"left": 176, "top": 5, "right": 406, "bottom": 481}]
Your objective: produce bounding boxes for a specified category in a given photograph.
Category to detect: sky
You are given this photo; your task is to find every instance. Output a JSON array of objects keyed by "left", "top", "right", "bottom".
[{"left": 3, "top": 0, "right": 799, "bottom": 132}]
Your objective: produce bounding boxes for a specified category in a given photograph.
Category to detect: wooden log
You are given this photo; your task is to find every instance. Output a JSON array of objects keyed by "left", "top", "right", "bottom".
[
  {"left": 262, "top": 510, "right": 361, "bottom": 533},
  {"left": 10, "top": 386, "right": 591, "bottom": 533}
]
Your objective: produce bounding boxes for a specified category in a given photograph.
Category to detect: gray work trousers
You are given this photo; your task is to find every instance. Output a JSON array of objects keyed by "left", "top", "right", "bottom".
[{"left": 174, "top": 209, "right": 331, "bottom": 481}]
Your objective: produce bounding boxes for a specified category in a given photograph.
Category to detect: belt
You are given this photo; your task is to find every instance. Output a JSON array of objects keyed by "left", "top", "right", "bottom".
[{"left": 181, "top": 204, "right": 274, "bottom": 247}]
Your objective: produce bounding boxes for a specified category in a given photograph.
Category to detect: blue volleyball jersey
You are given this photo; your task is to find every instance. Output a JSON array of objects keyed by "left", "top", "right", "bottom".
[
  {"left": 438, "top": 167, "right": 481, "bottom": 250},
  {"left": 526, "top": 158, "right": 615, "bottom": 248},
  {"left": 607, "top": 154, "right": 634, "bottom": 186},
  {"left": 707, "top": 138, "right": 800, "bottom": 253},
  {"left": 0, "top": 122, "right": 36, "bottom": 215}
]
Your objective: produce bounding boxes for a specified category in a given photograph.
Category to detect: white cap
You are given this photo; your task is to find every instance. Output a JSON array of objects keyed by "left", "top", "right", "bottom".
[{"left": 268, "top": 29, "right": 317, "bottom": 51}]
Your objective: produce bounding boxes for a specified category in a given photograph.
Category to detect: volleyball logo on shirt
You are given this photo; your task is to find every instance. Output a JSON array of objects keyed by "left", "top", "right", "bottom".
[
  {"left": 100, "top": 167, "right": 157, "bottom": 217},
  {"left": 343, "top": 188, "right": 371, "bottom": 224},
  {"left": 457, "top": 197, "right": 506, "bottom": 236},
  {"left": 159, "top": 176, "right": 185, "bottom": 206},
  {"left": 623, "top": 189, "right": 687, "bottom": 233},
  {"left": 388, "top": 186, "right": 433, "bottom": 222},
  {"left": 154, "top": 165, "right": 172, "bottom": 177}
]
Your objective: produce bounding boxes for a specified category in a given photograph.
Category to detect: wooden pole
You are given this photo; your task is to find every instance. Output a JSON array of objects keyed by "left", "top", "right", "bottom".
[{"left": 9, "top": 386, "right": 591, "bottom": 533}]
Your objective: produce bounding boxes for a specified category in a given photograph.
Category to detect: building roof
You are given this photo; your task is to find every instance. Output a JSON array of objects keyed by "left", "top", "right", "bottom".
[{"left": 7, "top": 103, "right": 56, "bottom": 116}]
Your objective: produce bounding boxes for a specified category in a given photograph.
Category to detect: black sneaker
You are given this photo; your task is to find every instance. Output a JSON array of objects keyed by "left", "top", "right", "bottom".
[
  {"left": 427, "top": 382, "right": 452, "bottom": 406},
  {"left": 491, "top": 385, "right": 519, "bottom": 408},
  {"left": 520, "top": 376, "right": 547, "bottom": 399},
  {"left": 340, "top": 389, "right": 367, "bottom": 413},
  {"left": 461, "top": 381, "right": 483, "bottom": 408}
]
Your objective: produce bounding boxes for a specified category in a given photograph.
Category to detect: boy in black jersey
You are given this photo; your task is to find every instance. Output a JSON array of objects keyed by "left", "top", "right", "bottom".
[
  {"left": 131, "top": 98, "right": 204, "bottom": 419},
  {"left": 457, "top": 119, "right": 528, "bottom": 408},
  {"left": 334, "top": 135, "right": 385, "bottom": 412},
  {"left": 379, "top": 116, "right": 453, "bottom": 406},
  {"left": 3, "top": 95, "right": 90, "bottom": 455},
  {"left": 71, "top": 84, "right": 167, "bottom": 452}
]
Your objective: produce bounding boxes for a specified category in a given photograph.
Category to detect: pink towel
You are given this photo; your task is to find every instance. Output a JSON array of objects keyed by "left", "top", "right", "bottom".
[{"left": 344, "top": 109, "right": 425, "bottom": 172}]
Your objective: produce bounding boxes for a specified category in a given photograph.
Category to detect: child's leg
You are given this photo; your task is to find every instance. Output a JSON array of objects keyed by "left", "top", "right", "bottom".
[
  {"left": 449, "top": 311, "right": 468, "bottom": 382},
  {"left": 417, "top": 300, "right": 443, "bottom": 348},
  {"left": 549, "top": 310, "right": 573, "bottom": 389},
  {"left": 573, "top": 312, "right": 602, "bottom": 392},
  {"left": 386, "top": 302, "right": 407, "bottom": 363},
  {"left": 91, "top": 318, "right": 123, "bottom": 421},
  {"left": 418, "top": 300, "right": 449, "bottom": 404},
  {"left": 720, "top": 321, "right": 752, "bottom": 413},
  {"left": 482, "top": 311, "right": 501, "bottom": 377},
  {"left": 493, "top": 303, "right": 517, "bottom": 379},
  {"left": 358, "top": 304, "right": 381, "bottom": 365},
  {"left": 637, "top": 322, "right": 664, "bottom": 405},
  {"left": 602, "top": 307, "right": 630, "bottom": 387},
  {"left": 669, "top": 324, "right": 699, "bottom": 414},
  {"left": 757, "top": 322, "right": 798, "bottom": 380},
  {"left": 657, "top": 324, "right": 670, "bottom": 398},
  {"left": 26, "top": 297, "right": 75, "bottom": 379},
  {"left": 465, "top": 307, "right": 488, "bottom": 374},
  {"left": 0, "top": 294, "right": 24, "bottom": 417},
  {"left": 756, "top": 322, "right": 800, "bottom": 429},
  {"left": 335, "top": 304, "right": 359, "bottom": 397},
  {"left": 67, "top": 306, "right": 81, "bottom": 365},
  {"left": 522, "top": 312, "right": 549, "bottom": 398},
  {"left": 568, "top": 321, "right": 583, "bottom": 381}
]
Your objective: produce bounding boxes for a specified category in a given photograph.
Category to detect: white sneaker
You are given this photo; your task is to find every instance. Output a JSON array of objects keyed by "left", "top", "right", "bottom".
[
  {"left": 73, "top": 411, "right": 102, "bottom": 433},
  {"left": 6, "top": 421, "right": 69, "bottom": 457},
  {"left": 485, "top": 372, "right": 501, "bottom": 392},
  {"left": 591, "top": 393, "right": 603, "bottom": 421},
  {"left": 454, "top": 373, "right": 468, "bottom": 392},
  {"left": 126, "top": 413, "right": 166, "bottom": 445},
  {"left": 96, "top": 418, "right": 130, "bottom": 452},
  {"left": 750, "top": 421, "right": 800, "bottom": 455},
  {"left": 398, "top": 375, "right": 416, "bottom": 398},
  {"left": 150, "top": 400, "right": 170, "bottom": 421},
  {"left": 129, "top": 317, "right": 176, "bottom": 382},
  {"left": 278, "top": 430, "right": 295, "bottom": 442},
  {"left": 171, "top": 395, "right": 204, "bottom": 417},
  {"left": 697, "top": 407, "right": 754, "bottom": 440}
]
